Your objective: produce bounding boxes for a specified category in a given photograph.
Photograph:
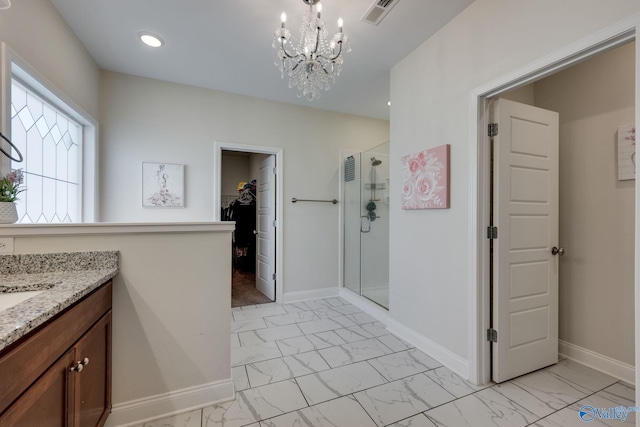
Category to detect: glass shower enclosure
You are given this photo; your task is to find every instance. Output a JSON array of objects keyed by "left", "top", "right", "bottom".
[{"left": 343, "top": 141, "right": 390, "bottom": 309}]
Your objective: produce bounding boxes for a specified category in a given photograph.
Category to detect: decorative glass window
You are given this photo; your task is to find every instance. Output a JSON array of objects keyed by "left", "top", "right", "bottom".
[{"left": 10, "top": 79, "right": 82, "bottom": 223}]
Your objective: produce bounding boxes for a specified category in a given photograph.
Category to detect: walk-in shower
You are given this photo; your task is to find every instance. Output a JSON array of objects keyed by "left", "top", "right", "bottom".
[{"left": 343, "top": 142, "right": 389, "bottom": 309}]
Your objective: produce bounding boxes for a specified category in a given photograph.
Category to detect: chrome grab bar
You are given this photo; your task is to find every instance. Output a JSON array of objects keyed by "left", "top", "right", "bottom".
[{"left": 291, "top": 198, "right": 339, "bottom": 204}]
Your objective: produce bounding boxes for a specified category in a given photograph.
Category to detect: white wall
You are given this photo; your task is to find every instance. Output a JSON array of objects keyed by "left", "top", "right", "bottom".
[
  {"left": 501, "top": 85, "right": 535, "bottom": 105},
  {"left": 390, "top": 0, "right": 640, "bottom": 375},
  {"left": 99, "top": 71, "right": 389, "bottom": 295},
  {"left": 534, "top": 42, "right": 635, "bottom": 366},
  {"left": 221, "top": 152, "right": 250, "bottom": 197},
  {"left": 6, "top": 225, "right": 233, "bottom": 426},
  {"left": 0, "top": 0, "right": 100, "bottom": 119}
]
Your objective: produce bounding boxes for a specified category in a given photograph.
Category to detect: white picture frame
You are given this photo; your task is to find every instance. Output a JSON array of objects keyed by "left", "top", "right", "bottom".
[
  {"left": 142, "top": 162, "right": 185, "bottom": 207},
  {"left": 617, "top": 124, "right": 636, "bottom": 181}
]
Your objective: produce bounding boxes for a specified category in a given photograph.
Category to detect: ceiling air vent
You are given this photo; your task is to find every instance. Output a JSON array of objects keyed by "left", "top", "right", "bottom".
[{"left": 361, "top": 0, "right": 399, "bottom": 26}]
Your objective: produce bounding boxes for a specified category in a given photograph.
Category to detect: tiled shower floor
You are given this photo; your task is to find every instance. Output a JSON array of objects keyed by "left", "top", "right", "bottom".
[{"left": 141, "top": 298, "right": 635, "bottom": 427}]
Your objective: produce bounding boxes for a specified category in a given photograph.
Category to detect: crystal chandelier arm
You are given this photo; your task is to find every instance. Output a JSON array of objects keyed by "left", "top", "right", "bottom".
[
  {"left": 278, "top": 36, "right": 299, "bottom": 60},
  {"left": 277, "top": 34, "right": 307, "bottom": 71},
  {"left": 312, "top": 25, "right": 321, "bottom": 55},
  {"left": 316, "top": 39, "right": 343, "bottom": 62}
]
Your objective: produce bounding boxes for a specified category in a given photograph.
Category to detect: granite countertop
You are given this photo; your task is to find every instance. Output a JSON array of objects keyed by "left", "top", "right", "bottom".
[{"left": 0, "top": 251, "right": 119, "bottom": 352}]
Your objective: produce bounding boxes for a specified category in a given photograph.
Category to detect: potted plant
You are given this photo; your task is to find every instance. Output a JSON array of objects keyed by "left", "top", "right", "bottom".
[{"left": 0, "top": 169, "right": 24, "bottom": 223}]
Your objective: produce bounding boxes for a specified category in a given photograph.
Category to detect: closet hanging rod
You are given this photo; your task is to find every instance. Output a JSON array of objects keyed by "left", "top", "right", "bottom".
[{"left": 291, "top": 198, "right": 339, "bottom": 205}]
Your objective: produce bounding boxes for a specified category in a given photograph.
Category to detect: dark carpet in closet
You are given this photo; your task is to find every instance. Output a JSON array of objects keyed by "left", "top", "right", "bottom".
[{"left": 232, "top": 269, "right": 272, "bottom": 308}]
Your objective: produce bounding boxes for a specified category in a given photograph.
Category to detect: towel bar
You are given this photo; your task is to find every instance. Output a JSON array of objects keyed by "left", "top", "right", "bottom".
[{"left": 291, "top": 198, "right": 338, "bottom": 205}]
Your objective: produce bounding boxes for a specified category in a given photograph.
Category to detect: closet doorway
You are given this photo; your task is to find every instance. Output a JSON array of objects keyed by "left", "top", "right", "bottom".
[
  {"left": 471, "top": 37, "right": 636, "bottom": 385},
  {"left": 214, "top": 142, "right": 284, "bottom": 308}
]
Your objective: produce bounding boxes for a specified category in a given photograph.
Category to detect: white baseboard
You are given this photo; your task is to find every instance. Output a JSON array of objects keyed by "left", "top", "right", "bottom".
[
  {"left": 105, "top": 379, "right": 234, "bottom": 427},
  {"left": 386, "top": 317, "right": 469, "bottom": 380},
  {"left": 339, "top": 287, "right": 389, "bottom": 324},
  {"left": 559, "top": 340, "right": 635, "bottom": 385},
  {"left": 283, "top": 286, "right": 339, "bottom": 303}
]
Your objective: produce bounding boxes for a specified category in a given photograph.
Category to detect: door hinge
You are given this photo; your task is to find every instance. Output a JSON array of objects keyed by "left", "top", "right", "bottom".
[
  {"left": 272, "top": 273, "right": 276, "bottom": 280},
  {"left": 487, "top": 226, "right": 498, "bottom": 239},
  {"left": 487, "top": 328, "right": 498, "bottom": 343},
  {"left": 272, "top": 219, "right": 277, "bottom": 227},
  {"left": 273, "top": 167, "right": 277, "bottom": 175},
  {"left": 488, "top": 123, "right": 499, "bottom": 137}
]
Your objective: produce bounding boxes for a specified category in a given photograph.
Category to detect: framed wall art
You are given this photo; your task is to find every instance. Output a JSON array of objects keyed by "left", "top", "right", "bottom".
[
  {"left": 401, "top": 144, "right": 450, "bottom": 209},
  {"left": 142, "top": 162, "right": 185, "bottom": 207},
  {"left": 617, "top": 124, "right": 635, "bottom": 181}
]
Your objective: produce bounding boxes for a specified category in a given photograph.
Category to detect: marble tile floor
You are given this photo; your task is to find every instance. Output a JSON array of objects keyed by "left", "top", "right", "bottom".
[{"left": 140, "top": 298, "right": 635, "bottom": 427}]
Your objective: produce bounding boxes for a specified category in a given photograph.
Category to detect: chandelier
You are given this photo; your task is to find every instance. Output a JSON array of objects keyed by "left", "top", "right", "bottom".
[{"left": 273, "top": 0, "right": 350, "bottom": 101}]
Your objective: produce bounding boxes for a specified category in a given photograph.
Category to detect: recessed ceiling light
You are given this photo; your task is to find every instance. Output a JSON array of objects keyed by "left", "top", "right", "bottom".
[
  {"left": 139, "top": 32, "right": 164, "bottom": 48},
  {"left": 0, "top": 0, "right": 11, "bottom": 10}
]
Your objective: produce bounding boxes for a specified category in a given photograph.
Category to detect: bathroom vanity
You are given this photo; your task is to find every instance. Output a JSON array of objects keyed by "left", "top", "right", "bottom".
[
  {"left": 0, "top": 223, "right": 233, "bottom": 427},
  {"left": 0, "top": 252, "right": 118, "bottom": 427}
]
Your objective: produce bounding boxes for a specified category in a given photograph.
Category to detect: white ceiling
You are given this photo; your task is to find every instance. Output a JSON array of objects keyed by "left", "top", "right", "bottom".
[{"left": 50, "top": 0, "right": 474, "bottom": 120}]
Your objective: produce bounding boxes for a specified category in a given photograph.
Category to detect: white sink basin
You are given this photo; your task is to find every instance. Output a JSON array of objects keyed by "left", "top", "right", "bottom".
[{"left": 0, "top": 291, "right": 43, "bottom": 312}]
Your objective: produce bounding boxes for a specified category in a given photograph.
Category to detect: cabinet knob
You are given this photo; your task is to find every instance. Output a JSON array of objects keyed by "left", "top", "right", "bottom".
[
  {"left": 70, "top": 361, "right": 84, "bottom": 373},
  {"left": 69, "top": 357, "right": 90, "bottom": 373}
]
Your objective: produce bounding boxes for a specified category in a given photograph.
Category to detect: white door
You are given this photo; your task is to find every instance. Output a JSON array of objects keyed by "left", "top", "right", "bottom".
[
  {"left": 256, "top": 155, "right": 276, "bottom": 300},
  {"left": 492, "top": 98, "right": 560, "bottom": 383}
]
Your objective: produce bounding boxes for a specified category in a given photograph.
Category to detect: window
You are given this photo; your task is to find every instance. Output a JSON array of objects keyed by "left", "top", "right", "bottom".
[
  {"left": 1, "top": 50, "right": 98, "bottom": 223},
  {"left": 11, "top": 79, "right": 83, "bottom": 223}
]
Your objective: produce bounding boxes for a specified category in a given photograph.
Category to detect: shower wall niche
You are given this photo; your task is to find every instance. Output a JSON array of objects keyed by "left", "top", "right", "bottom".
[{"left": 343, "top": 141, "right": 390, "bottom": 309}]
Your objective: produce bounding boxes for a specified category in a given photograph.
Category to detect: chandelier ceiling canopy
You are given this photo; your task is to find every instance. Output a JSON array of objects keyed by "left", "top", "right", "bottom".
[{"left": 273, "top": 0, "right": 350, "bottom": 101}]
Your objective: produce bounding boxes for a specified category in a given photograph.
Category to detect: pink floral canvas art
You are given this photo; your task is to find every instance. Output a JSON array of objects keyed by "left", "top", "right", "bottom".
[{"left": 401, "top": 144, "right": 450, "bottom": 209}]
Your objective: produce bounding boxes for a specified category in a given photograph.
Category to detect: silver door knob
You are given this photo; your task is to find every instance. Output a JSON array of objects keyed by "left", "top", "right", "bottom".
[
  {"left": 253, "top": 230, "right": 258, "bottom": 235},
  {"left": 551, "top": 247, "right": 565, "bottom": 256}
]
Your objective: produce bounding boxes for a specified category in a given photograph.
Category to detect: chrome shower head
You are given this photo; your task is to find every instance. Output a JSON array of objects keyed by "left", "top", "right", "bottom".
[{"left": 371, "top": 157, "right": 382, "bottom": 166}]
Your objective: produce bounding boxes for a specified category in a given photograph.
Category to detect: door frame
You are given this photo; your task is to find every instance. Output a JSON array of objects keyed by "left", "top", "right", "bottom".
[
  {"left": 468, "top": 18, "right": 639, "bottom": 385},
  {"left": 213, "top": 141, "right": 284, "bottom": 304}
]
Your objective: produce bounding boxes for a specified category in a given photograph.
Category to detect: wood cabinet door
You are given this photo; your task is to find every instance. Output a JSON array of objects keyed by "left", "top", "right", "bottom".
[
  {"left": 73, "top": 312, "right": 112, "bottom": 427},
  {"left": 0, "top": 349, "right": 74, "bottom": 427}
]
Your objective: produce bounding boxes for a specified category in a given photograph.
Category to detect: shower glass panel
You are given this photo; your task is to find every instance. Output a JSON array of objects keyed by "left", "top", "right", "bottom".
[
  {"left": 343, "top": 141, "right": 389, "bottom": 309},
  {"left": 343, "top": 153, "right": 361, "bottom": 295},
  {"left": 361, "top": 142, "right": 389, "bottom": 308}
]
